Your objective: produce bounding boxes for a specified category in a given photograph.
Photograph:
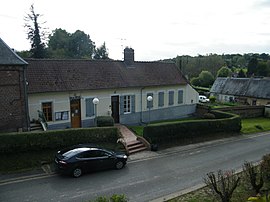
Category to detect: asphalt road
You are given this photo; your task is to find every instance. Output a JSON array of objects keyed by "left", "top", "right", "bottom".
[{"left": 1, "top": 132, "right": 270, "bottom": 202}]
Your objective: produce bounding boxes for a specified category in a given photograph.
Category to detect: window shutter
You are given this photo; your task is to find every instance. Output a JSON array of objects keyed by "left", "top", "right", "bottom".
[
  {"left": 158, "top": 92, "right": 164, "bottom": 107},
  {"left": 169, "top": 91, "right": 174, "bottom": 105},
  {"left": 178, "top": 90, "right": 183, "bottom": 104},
  {"left": 120, "top": 96, "right": 124, "bottom": 115},
  {"left": 85, "top": 98, "right": 94, "bottom": 117},
  {"left": 131, "top": 95, "right": 135, "bottom": 113}
]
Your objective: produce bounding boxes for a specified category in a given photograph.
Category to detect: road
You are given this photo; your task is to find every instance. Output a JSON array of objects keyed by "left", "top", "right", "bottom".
[{"left": 1, "top": 132, "right": 270, "bottom": 202}]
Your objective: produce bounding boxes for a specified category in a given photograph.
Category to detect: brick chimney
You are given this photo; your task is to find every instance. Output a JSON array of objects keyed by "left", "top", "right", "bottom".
[{"left": 124, "top": 47, "right": 134, "bottom": 66}]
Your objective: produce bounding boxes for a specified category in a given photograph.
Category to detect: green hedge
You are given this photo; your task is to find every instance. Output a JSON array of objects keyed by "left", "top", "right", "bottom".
[
  {"left": 97, "top": 116, "right": 114, "bottom": 127},
  {"left": 0, "top": 127, "right": 119, "bottom": 154},
  {"left": 143, "top": 110, "right": 241, "bottom": 144}
]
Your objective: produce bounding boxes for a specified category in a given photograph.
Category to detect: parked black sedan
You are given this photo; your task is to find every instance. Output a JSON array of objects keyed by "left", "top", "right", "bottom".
[{"left": 54, "top": 144, "right": 128, "bottom": 177}]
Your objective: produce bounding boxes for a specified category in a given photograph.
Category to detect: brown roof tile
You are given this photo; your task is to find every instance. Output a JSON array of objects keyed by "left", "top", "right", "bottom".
[{"left": 25, "top": 59, "right": 187, "bottom": 94}]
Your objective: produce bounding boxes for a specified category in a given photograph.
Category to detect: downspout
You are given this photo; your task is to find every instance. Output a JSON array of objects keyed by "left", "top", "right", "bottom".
[
  {"left": 140, "top": 87, "right": 147, "bottom": 125},
  {"left": 23, "top": 65, "right": 30, "bottom": 131}
]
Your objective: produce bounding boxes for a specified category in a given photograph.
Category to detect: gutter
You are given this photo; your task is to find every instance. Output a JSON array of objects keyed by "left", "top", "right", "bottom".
[{"left": 140, "top": 87, "right": 147, "bottom": 125}]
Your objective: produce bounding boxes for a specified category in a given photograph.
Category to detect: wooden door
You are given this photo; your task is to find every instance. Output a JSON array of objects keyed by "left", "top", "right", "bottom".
[
  {"left": 70, "top": 98, "right": 81, "bottom": 128},
  {"left": 111, "top": 96, "right": 119, "bottom": 123}
]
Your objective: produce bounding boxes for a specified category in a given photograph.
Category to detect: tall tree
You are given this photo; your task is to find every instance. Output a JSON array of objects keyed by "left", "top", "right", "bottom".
[
  {"left": 247, "top": 57, "right": 258, "bottom": 77},
  {"left": 69, "top": 30, "right": 95, "bottom": 59},
  {"left": 24, "top": 4, "right": 47, "bottom": 58},
  {"left": 94, "top": 42, "right": 109, "bottom": 59},
  {"left": 47, "top": 28, "right": 71, "bottom": 58}
]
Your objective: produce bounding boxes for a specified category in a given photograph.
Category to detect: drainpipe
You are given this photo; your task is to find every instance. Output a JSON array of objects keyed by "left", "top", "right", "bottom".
[
  {"left": 140, "top": 87, "right": 147, "bottom": 125},
  {"left": 23, "top": 65, "right": 30, "bottom": 131}
]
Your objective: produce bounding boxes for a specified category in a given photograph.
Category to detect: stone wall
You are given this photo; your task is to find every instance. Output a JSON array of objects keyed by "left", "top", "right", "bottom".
[{"left": 196, "top": 104, "right": 265, "bottom": 118}]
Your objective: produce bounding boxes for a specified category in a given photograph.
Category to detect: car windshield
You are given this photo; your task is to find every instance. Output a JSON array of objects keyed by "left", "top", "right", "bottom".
[{"left": 62, "top": 148, "right": 90, "bottom": 158}]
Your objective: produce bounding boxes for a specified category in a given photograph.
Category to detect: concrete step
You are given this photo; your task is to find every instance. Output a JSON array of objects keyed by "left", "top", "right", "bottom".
[
  {"left": 30, "top": 123, "right": 43, "bottom": 131},
  {"left": 127, "top": 140, "right": 147, "bottom": 154}
]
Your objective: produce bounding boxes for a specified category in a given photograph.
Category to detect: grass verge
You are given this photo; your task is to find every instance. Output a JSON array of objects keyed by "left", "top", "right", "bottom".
[{"left": 241, "top": 117, "right": 270, "bottom": 134}]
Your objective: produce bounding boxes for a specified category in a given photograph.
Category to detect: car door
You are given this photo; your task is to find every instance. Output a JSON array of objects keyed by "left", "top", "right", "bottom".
[
  {"left": 76, "top": 151, "right": 99, "bottom": 172},
  {"left": 95, "top": 150, "right": 116, "bottom": 170}
]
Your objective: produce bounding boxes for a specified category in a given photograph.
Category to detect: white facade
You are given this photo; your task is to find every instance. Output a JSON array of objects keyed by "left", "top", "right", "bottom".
[{"left": 28, "top": 84, "right": 198, "bottom": 129}]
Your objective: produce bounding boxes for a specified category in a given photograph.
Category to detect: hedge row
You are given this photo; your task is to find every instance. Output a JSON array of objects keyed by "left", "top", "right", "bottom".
[
  {"left": 143, "top": 110, "right": 241, "bottom": 144},
  {"left": 0, "top": 127, "right": 119, "bottom": 154}
]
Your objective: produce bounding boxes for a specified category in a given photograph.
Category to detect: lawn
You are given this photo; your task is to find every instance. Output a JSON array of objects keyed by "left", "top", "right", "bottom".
[{"left": 241, "top": 117, "right": 270, "bottom": 134}]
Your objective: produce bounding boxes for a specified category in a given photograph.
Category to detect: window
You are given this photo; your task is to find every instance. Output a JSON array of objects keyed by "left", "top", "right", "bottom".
[
  {"left": 124, "top": 95, "right": 131, "bottom": 113},
  {"left": 168, "top": 91, "right": 174, "bottom": 105},
  {"left": 178, "top": 90, "right": 183, "bottom": 104},
  {"left": 55, "top": 111, "right": 69, "bottom": 121},
  {"left": 158, "top": 92, "right": 164, "bottom": 107},
  {"left": 147, "top": 93, "right": 153, "bottom": 108},
  {"left": 85, "top": 98, "right": 94, "bottom": 117},
  {"left": 42, "top": 102, "right": 52, "bottom": 121}
]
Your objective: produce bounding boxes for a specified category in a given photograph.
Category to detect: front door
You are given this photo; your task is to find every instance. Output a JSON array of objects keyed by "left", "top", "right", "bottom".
[
  {"left": 70, "top": 98, "right": 81, "bottom": 128},
  {"left": 111, "top": 95, "right": 119, "bottom": 123}
]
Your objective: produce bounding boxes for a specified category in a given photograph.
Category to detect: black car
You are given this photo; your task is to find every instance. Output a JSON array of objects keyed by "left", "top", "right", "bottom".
[{"left": 54, "top": 144, "right": 128, "bottom": 177}]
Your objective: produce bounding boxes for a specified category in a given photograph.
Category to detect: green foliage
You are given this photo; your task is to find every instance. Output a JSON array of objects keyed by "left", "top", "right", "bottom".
[
  {"left": 90, "top": 194, "right": 128, "bottom": 202},
  {"left": 191, "top": 71, "right": 215, "bottom": 88},
  {"left": 217, "top": 66, "right": 232, "bottom": 77},
  {"left": 0, "top": 127, "right": 119, "bottom": 154},
  {"left": 143, "top": 111, "right": 241, "bottom": 144},
  {"left": 94, "top": 42, "right": 109, "bottom": 59},
  {"left": 209, "top": 95, "right": 216, "bottom": 103},
  {"left": 238, "top": 68, "right": 246, "bottom": 78},
  {"left": 247, "top": 57, "right": 258, "bottom": 76},
  {"left": 97, "top": 116, "right": 115, "bottom": 127},
  {"left": 203, "top": 113, "right": 216, "bottom": 119}
]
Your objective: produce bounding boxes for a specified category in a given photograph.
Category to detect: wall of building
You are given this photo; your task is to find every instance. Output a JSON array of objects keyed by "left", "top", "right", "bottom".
[
  {"left": 28, "top": 84, "right": 199, "bottom": 129},
  {"left": 0, "top": 66, "right": 28, "bottom": 132}
]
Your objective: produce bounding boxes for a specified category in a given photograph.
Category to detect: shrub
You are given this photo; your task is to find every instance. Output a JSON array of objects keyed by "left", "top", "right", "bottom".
[
  {"left": 0, "top": 127, "right": 119, "bottom": 154},
  {"left": 203, "top": 113, "right": 216, "bottom": 119},
  {"left": 143, "top": 110, "right": 241, "bottom": 144},
  {"left": 97, "top": 116, "right": 114, "bottom": 127},
  {"left": 209, "top": 95, "right": 216, "bottom": 103}
]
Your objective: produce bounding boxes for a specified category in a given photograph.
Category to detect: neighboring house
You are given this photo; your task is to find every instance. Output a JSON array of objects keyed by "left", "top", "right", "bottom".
[
  {"left": 26, "top": 48, "right": 198, "bottom": 130},
  {"left": 210, "top": 77, "right": 270, "bottom": 106},
  {"left": 0, "top": 38, "right": 29, "bottom": 132}
]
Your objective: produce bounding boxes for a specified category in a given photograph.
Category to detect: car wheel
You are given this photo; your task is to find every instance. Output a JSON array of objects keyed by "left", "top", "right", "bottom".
[
  {"left": 115, "top": 161, "right": 124, "bottom": 169},
  {"left": 72, "top": 168, "right": 82, "bottom": 178}
]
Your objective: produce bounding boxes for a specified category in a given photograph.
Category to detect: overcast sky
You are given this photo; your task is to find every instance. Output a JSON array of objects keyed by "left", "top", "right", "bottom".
[{"left": 1, "top": 0, "right": 270, "bottom": 61}]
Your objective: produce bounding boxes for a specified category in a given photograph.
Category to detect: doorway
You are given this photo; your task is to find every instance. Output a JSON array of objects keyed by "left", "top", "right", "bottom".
[
  {"left": 70, "top": 98, "right": 81, "bottom": 128},
  {"left": 111, "top": 95, "right": 119, "bottom": 123}
]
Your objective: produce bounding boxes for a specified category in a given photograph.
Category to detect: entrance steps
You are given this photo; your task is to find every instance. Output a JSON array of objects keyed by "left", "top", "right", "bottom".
[{"left": 126, "top": 140, "right": 147, "bottom": 154}]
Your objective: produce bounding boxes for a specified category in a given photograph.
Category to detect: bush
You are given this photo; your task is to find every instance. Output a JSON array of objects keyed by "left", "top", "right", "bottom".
[
  {"left": 209, "top": 95, "right": 216, "bottom": 103},
  {"left": 203, "top": 113, "right": 216, "bottom": 119},
  {"left": 97, "top": 116, "right": 114, "bottom": 127},
  {"left": 0, "top": 127, "right": 119, "bottom": 154},
  {"left": 143, "top": 110, "right": 241, "bottom": 144}
]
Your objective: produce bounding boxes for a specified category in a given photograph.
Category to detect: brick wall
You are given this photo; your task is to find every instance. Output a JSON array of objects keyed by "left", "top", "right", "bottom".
[{"left": 0, "top": 66, "right": 28, "bottom": 132}]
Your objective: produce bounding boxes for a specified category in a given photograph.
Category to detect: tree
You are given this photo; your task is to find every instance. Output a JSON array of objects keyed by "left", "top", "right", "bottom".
[
  {"left": 199, "top": 71, "right": 215, "bottom": 87},
  {"left": 94, "top": 42, "right": 109, "bottom": 59},
  {"left": 47, "top": 28, "right": 71, "bottom": 58},
  {"left": 247, "top": 57, "right": 258, "bottom": 77},
  {"left": 24, "top": 4, "right": 47, "bottom": 58},
  {"left": 204, "top": 170, "right": 240, "bottom": 202},
  {"left": 69, "top": 30, "right": 95, "bottom": 59},
  {"left": 238, "top": 68, "right": 246, "bottom": 78},
  {"left": 217, "top": 66, "right": 232, "bottom": 78},
  {"left": 256, "top": 61, "right": 270, "bottom": 77}
]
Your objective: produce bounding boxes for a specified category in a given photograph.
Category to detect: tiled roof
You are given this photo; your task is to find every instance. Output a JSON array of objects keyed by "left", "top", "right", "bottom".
[
  {"left": 210, "top": 77, "right": 270, "bottom": 99},
  {"left": 26, "top": 59, "right": 187, "bottom": 93},
  {"left": 0, "top": 38, "right": 28, "bottom": 65}
]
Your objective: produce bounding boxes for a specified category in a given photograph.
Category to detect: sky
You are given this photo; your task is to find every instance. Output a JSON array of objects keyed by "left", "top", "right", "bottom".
[{"left": 1, "top": 0, "right": 270, "bottom": 61}]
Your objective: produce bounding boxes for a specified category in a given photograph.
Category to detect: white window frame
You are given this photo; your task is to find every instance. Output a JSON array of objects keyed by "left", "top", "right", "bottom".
[{"left": 123, "top": 95, "right": 131, "bottom": 114}]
